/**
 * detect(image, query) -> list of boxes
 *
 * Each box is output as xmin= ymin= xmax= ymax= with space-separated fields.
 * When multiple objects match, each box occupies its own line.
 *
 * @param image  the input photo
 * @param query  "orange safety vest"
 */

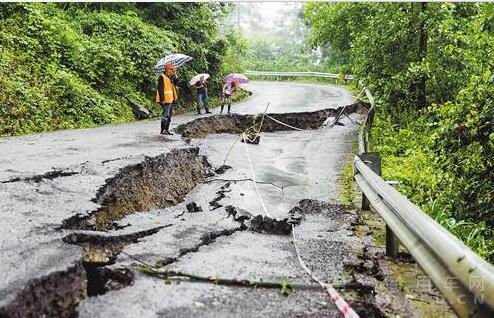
xmin=155 ymin=74 xmax=178 ymax=103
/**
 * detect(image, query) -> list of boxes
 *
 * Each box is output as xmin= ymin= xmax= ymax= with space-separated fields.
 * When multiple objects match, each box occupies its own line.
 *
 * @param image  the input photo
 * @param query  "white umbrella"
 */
xmin=189 ymin=73 xmax=210 ymax=86
xmin=154 ymin=53 xmax=193 ymax=72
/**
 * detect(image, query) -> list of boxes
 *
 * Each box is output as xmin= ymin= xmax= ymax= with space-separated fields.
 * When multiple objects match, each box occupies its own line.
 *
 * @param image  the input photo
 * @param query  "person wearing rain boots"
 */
xmin=220 ymin=80 xmax=237 ymax=114
xmin=156 ymin=64 xmax=179 ymax=135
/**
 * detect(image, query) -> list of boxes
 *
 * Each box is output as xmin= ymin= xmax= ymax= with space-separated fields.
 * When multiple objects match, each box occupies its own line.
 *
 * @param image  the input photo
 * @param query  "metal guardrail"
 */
xmin=244 ymin=72 xmax=494 ymax=318
xmin=356 ymin=80 xmax=374 ymax=154
xmin=354 ymin=82 xmax=494 ymax=318
xmin=243 ymin=71 xmax=494 ymax=316
xmin=244 ymin=71 xmax=354 ymax=80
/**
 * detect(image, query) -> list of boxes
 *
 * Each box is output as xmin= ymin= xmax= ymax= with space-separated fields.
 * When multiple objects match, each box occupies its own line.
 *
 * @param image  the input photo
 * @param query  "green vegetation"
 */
xmin=305 ymin=3 xmax=494 ymax=260
xmin=338 ymin=140 xmax=359 ymax=207
xmin=2 ymin=2 xmax=493 ymax=261
xmin=0 ymin=3 xmax=245 ymax=136
xmin=231 ymin=3 xmax=322 ymax=72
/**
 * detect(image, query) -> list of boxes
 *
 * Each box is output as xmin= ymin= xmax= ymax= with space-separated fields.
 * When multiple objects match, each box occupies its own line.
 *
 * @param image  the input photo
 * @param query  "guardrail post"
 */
xmin=385 ymin=181 xmax=400 ymax=258
xmin=356 ymin=153 xmax=381 ymax=210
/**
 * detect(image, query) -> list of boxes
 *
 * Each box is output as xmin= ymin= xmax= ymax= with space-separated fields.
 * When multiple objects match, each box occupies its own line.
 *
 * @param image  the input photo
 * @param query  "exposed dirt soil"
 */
xmin=176 ymin=103 xmax=365 ymax=139
xmin=0 ymin=263 xmax=86 ymax=318
xmin=63 ymin=148 xmax=211 ymax=231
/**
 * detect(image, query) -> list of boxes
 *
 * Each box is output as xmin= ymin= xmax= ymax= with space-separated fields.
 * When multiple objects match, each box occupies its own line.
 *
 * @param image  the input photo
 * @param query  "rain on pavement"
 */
xmin=0 ymin=82 xmax=408 ymax=317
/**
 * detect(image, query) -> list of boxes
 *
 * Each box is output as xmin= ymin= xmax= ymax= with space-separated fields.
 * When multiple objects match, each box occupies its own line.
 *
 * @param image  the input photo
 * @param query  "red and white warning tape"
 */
xmin=292 ymin=225 xmax=360 ymax=318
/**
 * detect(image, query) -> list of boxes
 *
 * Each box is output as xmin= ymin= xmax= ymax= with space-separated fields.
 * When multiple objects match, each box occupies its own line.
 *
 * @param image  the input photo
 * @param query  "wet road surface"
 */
xmin=0 ymin=82 xmax=381 ymax=317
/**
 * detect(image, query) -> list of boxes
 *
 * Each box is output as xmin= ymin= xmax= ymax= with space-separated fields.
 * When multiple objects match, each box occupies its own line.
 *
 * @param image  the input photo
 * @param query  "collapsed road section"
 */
xmin=176 ymin=103 xmax=364 ymax=139
xmin=1 ymin=82 xmax=421 ymax=318
xmin=63 ymin=147 xmax=211 ymax=231
xmin=0 ymin=104 xmax=373 ymax=318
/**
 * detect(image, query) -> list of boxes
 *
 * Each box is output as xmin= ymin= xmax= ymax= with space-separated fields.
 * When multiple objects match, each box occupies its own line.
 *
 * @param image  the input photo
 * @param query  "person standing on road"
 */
xmin=156 ymin=64 xmax=178 ymax=135
xmin=220 ymin=80 xmax=237 ymax=114
xmin=194 ymin=75 xmax=211 ymax=115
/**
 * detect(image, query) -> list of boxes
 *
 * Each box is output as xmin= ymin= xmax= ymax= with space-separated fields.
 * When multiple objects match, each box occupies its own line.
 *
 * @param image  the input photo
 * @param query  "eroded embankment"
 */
xmin=0 ymin=262 xmax=87 ymax=318
xmin=0 ymin=148 xmax=214 ymax=317
xmin=176 ymin=103 xmax=364 ymax=139
xmin=63 ymin=147 xmax=211 ymax=231
xmin=1 ymin=102 xmax=367 ymax=317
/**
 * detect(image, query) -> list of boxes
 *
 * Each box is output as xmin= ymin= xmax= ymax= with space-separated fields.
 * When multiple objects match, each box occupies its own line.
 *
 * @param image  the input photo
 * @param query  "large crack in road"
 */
xmin=0 ymin=82 xmax=417 ymax=317
xmin=62 ymin=147 xmax=211 ymax=231
xmin=176 ymin=104 xmax=361 ymax=139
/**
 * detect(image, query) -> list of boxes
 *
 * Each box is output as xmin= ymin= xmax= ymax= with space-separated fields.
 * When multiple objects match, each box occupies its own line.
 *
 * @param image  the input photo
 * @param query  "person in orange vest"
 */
xmin=156 ymin=64 xmax=179 ymax=135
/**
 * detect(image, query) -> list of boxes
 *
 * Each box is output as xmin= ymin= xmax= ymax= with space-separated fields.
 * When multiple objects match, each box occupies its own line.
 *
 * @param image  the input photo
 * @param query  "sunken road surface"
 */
xmin=1 ymin=82 xmax=414 ymax=317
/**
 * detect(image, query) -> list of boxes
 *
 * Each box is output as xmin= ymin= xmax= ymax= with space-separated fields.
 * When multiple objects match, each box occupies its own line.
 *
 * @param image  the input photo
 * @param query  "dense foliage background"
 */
xmin=227 ymin=3 xmax=325 ymax=73
xmin=305 ymin=2 xmax=494 ymax=260
xmin=2 ymin=2 xmax=493 ymax=261
xmin=0 ymin=3 xmax=245 ymax=136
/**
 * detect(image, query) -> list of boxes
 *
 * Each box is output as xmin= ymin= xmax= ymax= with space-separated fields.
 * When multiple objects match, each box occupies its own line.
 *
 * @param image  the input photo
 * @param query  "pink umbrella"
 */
xmin=224 ymin=73 xmax=250 ymax=84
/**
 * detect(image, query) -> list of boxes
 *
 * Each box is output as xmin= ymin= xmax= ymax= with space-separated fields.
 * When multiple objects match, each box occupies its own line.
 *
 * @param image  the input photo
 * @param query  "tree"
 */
xmin=304 ymin=2 xmax=494 ymax=259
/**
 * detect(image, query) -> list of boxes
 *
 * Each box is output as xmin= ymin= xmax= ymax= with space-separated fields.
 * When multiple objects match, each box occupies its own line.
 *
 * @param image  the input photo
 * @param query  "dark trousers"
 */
xmin=196 ymin=92 xmax=209 ymax=113
xmin=161 ymin=103 xmax=174 ymax=131
xmin=162 ymin=103 xmax=174 ymax=121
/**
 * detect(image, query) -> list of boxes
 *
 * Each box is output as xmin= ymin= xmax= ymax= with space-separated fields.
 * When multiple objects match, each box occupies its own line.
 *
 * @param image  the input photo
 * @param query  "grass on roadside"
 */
xmin=371 ymin=113 xmax=494 ymax=262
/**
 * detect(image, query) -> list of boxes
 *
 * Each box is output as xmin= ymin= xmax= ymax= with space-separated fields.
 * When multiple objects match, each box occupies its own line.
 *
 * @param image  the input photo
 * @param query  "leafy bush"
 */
xmin=0 ymin=3 xmax=243 ymax=136
xmin=372 ymin=110 xmax=494 ymax=261
xmin=305 ymin=2 xmax=494 ymax=261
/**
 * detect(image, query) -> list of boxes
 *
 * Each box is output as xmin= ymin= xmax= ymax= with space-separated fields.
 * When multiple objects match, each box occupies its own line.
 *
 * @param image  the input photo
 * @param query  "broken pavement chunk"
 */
xmin=248 ymin=215 xmax=292 ymax=235
xmin=225 ymin=205 xmax=252 ymax=223
xmin=214 ymin=165 xmax=232 ymax=175
xmin=186 ymin=202 xmax=203 ymax=213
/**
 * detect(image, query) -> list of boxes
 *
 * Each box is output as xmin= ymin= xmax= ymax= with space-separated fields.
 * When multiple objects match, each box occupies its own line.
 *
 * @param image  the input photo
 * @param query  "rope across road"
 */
xmin=242 ymin=131 xmax=271 ymax=218
xmin=237 ymin=110 xmax=361 ymax=316
xmin=265 ymin=114 xmax=305 ymax=131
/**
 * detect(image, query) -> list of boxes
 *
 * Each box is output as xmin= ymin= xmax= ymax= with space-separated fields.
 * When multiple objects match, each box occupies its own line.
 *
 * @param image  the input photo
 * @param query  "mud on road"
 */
xmin=0 ymin=82 xmax=420 ymax=317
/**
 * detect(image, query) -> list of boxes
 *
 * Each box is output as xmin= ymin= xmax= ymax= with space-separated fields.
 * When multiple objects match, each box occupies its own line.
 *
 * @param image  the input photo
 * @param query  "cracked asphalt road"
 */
xmin=0 ymin=81 xmax=375 ymax=317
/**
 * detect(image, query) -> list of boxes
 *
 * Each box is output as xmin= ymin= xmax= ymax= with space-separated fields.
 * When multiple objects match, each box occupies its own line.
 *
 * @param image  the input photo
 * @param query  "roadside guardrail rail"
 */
xmin=244 ymin=71 xmax=354 ymax=80
xmin=355 ymin=81 xmax=494 ymax=318
xmin=243 ymin=71 xmax=494 ymax=317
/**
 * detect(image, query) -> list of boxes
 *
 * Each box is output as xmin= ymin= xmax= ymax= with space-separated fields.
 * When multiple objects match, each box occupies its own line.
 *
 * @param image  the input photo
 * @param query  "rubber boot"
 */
xmin=160 ymin=119 xmax=167 ymax=134
xmin=220 ymin=104 xmax=224 ymax=114
xmin=227 ymin=104 xmax=231 ymax=114
xmin=165 ymin=119 xmax=173 ymax=135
